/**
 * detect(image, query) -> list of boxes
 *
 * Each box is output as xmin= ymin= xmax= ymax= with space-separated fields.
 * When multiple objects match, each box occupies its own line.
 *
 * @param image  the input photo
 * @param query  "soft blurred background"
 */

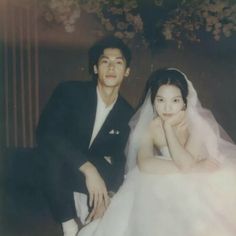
xmin=0 ymin=0 xmax=236 ymax=235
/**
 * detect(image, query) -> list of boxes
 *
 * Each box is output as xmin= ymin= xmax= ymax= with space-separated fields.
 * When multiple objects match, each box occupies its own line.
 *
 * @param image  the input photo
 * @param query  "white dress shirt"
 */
xmin=89 ymin=87 xmax=117 ymax=147
xmin=75 ymin=87 xmax=117 ymax=224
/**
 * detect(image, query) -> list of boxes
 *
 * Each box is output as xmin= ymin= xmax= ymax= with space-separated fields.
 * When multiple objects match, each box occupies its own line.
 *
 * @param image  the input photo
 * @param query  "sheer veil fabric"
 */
xmin=78 ymin=68 xmax=236 ymax=236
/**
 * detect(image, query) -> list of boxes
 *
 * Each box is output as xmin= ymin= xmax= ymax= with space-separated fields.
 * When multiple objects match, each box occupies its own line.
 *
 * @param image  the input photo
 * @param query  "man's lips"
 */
xmin=105 ymin=75 xmax=116 ymax=79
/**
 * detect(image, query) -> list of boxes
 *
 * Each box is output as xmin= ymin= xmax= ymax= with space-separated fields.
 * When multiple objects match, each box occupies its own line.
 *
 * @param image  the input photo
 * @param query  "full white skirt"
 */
xmin=78 ymin=162 xmax=236 ymax=236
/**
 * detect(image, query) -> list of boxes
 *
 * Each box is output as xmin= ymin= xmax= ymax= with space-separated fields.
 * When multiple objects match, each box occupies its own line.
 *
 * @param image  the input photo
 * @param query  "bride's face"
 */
xmin=154 ymin=84 xmax=185 ymax=121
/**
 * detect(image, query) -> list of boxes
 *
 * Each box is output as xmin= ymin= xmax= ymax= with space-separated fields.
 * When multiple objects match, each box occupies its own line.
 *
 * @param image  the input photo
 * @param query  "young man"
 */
xmin=36 ymin=36 xmax=134 ymax=236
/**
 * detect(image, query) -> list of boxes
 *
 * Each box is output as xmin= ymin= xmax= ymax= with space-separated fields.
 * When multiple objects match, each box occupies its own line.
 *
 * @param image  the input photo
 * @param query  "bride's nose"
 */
xmin=164 ymin=102 xmax=172 ymax=112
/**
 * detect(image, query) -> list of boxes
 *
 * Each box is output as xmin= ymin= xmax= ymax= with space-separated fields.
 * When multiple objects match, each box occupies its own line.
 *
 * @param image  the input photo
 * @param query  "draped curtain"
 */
xmin=2 ymin=0 xmax=39 ymax=148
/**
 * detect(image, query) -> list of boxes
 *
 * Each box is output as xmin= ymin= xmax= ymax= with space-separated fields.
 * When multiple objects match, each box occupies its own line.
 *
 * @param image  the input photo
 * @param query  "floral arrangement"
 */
xmin=41 ymin=0 xmax=236 ymax=47
xmin=162 ymin=0 xmax=236 ymax=47
xmin=41 ymin=0 xmax=143 ymax=37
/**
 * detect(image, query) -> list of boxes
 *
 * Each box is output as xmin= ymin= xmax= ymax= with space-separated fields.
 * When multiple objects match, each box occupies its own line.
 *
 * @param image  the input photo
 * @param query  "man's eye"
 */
xmin=116 ymin=60 xmax=123 ymax=65
xmin=101 ymin=59 xmax=109 ymax=64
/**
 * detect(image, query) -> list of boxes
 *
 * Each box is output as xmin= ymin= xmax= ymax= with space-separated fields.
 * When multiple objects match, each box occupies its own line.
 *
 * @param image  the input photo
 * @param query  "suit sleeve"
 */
xmin=36 ymin=83 xmax=88 ymax=170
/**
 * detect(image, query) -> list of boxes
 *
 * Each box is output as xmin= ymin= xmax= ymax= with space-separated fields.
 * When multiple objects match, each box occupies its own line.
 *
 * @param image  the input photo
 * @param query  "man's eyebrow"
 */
xmin=115 ymin=56 xmax=125 ymax=60
xmin=99 ymin=55 xmax=108 ymax=59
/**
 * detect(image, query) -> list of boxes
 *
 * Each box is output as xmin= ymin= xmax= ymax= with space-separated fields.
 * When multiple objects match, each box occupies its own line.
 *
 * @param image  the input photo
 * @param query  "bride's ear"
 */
xmin=182 ymin=104 xmax=187 ymax=111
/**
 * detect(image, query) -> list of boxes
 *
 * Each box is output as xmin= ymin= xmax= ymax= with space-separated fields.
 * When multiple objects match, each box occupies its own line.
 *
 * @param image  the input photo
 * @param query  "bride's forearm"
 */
xmin=164 ymin=123 xmax=195 ymax=170
xmin=137 ymin=156 xmax=180 ymax=174
xmin=190 ymin=159 xmax=220 ymax=172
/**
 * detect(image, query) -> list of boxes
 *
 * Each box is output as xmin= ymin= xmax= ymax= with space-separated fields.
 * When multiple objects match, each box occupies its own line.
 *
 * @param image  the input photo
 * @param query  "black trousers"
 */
xmin=39 ymin=156 xmax=88 ymax=223
xmin=37 ymin=151 xmax=123 ymax=223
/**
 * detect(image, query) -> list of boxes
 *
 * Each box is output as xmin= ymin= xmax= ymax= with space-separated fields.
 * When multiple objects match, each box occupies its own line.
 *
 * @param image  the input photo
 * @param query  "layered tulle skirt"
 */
xmin=78 ymin=161 xmax=236 ymax=236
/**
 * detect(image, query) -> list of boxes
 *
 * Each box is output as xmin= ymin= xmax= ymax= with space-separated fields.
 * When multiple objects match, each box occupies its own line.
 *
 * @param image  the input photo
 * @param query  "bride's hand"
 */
xmin=152 ymin=117 xmax=167 ymax=148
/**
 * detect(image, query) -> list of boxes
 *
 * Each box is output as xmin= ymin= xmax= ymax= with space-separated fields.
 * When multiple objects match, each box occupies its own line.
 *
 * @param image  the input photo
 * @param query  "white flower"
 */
xmin=124 ymin=31 xmax=135 ymax=39
xmin=45 ymin=12 xmax=53 ymax=22
xmin=215 ymin=22 xmax=222 ymax=28
xmin=114 ymin=31 xmax=124 ymax=39
xmin=65 ymin=24 xmax=75 ymax=33
xmin=117 ymin=22 xmax=127 ymax=30
xmin=224 ymin=31 xmax=231 ymax=37
xmin=104 ymin=21 xmax=114 ymax=31
xmin=163 ymin=26 xmax=172 ymax=40
xmin=133 ymin=15 xmax=143 ymax=31
xmin=214 ymin=34 xmax=220 ymax=40
xmin=206 ymin=26 xmax=212 ymax=32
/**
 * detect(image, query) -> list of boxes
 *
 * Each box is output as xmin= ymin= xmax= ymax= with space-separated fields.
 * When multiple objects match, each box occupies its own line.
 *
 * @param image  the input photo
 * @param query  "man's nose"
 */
xmin=108 ymin=61 xmax=115 ymax=70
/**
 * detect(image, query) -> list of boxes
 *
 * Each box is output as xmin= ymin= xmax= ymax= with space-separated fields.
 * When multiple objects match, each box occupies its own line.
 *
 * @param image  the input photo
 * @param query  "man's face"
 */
xmin=94 ymin=48 xmax=130 ymax=89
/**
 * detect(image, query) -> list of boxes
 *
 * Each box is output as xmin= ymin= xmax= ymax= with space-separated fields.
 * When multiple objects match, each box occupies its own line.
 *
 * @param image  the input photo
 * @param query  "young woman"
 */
xmin=78 ymin=68 xmax=236 ymax=236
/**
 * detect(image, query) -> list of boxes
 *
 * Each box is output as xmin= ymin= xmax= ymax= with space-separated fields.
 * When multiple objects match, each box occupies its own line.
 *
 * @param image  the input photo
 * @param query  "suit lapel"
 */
xmin=83 ymin=84 xmax=97 ymax=148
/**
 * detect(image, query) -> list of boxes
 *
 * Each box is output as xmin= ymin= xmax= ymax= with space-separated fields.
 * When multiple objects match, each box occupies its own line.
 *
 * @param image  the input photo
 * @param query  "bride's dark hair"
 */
xmin=142 ymin=68 xmax=189 ymax=106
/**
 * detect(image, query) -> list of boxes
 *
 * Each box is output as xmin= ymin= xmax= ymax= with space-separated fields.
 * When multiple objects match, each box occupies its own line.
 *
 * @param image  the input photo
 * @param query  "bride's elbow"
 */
xmin=176 ymin=160 xmax=196 ymax=172
xmin=137 ymin=156 xmax=149 ymax=172
xmin=137 ymin=156 xmax=144 ymax=170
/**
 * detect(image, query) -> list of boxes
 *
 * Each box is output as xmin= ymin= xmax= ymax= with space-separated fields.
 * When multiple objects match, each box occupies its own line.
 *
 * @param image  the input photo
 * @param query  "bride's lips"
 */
xmin=162 ymin=113 xmax=173 ymax=117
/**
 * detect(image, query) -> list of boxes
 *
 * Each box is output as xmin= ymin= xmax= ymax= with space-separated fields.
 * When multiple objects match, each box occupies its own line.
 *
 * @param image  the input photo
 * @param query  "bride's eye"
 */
xmin=173 ymin=98 xmax=180 ymax=103
xmin=156 ymin=98 xmax=164 ymax=102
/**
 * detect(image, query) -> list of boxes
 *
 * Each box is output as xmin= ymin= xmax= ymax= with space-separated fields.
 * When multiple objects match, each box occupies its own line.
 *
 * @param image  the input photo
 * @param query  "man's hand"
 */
xmin=85 ymin=197 xmax=111 ymax=224
xmin=79 ymin=162 xmax=109 ymax=212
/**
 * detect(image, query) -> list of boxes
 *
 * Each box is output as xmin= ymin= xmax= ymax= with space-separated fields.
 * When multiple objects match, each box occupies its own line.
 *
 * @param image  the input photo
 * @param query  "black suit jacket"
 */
xmin=36 ymin=81 xmax=134 ymax=192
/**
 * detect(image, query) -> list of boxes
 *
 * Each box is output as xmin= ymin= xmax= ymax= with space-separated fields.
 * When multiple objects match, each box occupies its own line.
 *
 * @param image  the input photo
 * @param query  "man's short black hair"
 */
xmin=88 ymin=35 xmax=132 ymax=81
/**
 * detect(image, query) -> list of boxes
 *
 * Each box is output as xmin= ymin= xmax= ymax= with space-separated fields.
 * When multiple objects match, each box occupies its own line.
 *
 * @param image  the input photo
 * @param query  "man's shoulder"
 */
xmin=52 ymin=80 xmax=96 ymax=98
xmin=117 ymin=96 xmax=134 ymax=118
xmin=56 ymin=80 xmax=95 ymax=91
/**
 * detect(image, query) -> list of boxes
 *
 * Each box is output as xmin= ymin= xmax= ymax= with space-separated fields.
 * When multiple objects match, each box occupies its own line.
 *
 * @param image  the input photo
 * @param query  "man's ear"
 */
xmin=93 ymin=65 xmax=98 ymax=74
xmin=124 ymin=68 xmax=130 ymax=77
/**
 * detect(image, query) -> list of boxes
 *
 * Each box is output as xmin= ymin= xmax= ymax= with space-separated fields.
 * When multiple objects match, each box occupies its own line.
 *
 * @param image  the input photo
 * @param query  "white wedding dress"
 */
xmin=78 ymin=69 xmax=236 ymax=236
xmin=78 ymin=146 xmax=236 ymax=236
